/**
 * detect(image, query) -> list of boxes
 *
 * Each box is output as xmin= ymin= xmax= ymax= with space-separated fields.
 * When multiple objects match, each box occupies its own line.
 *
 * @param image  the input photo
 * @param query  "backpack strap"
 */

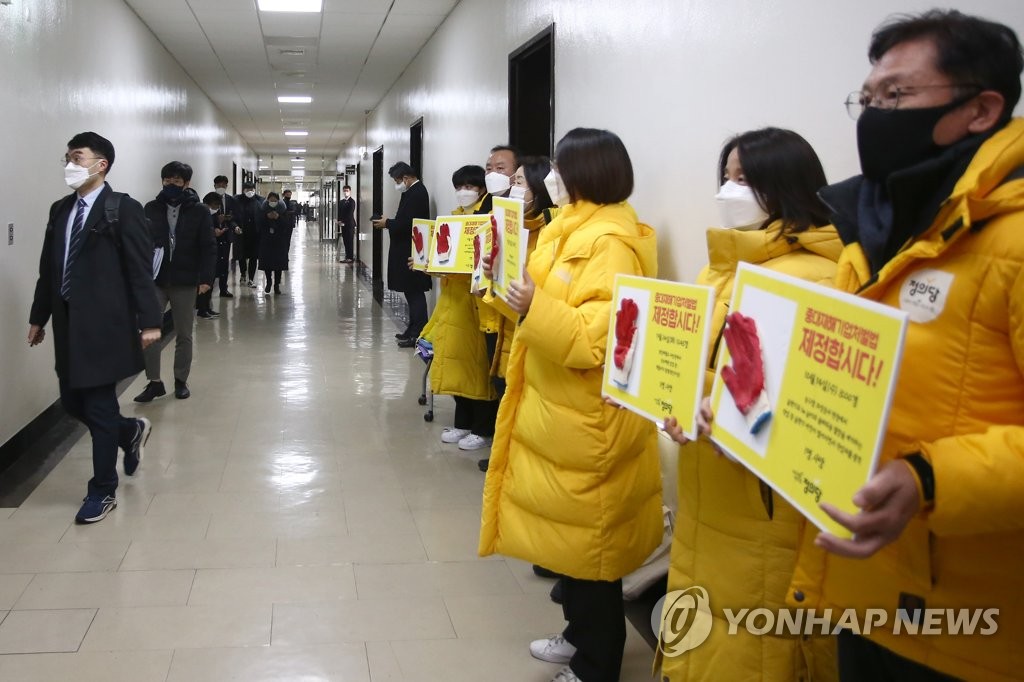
xmin=104 ymin=191 xmax=125 ymax=249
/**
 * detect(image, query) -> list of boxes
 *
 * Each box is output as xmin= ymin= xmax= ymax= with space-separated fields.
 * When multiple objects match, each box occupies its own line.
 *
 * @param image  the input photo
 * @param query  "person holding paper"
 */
xmin=479 ymin=128 xmax=661 ymax=682
xmin=476 ymin=157 xmax=558 ymax=476
xmin=658 ymin=128 xmax=840 ymax=682
xmin=782 ymin=11 xmax=1024 ymax=682
xmin=419 ymin=165 xmax=499 ymax=450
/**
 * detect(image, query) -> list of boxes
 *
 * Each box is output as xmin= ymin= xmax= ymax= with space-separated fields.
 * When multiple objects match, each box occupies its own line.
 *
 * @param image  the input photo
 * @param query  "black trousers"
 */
xmin=341 ymin=223 xmax=354 ymax=260
xmin=562 ymin=577 xmax=626 ymax=682
xmin=59 ymin=379 xmax=137 ymax=499
xmin=838 ymin=631 xmax=959 ymax=682
xmin=405 ymin=290 xmax=428 ymax=338
xmin=263 ymin=269 xmax=282 ymax=289
xmin=453 ymin=396 xmax=497 ymax=437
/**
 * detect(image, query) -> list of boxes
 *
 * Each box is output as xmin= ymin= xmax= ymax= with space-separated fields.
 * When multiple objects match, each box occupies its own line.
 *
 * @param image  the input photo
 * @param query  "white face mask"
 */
xmin=508 ymin=186 xmax=527 ymax=201
xmin=215 ymin=187 xmax=227 ymax=196
xmin=394 ymin=181 xmax=408 ymax=193
xmin=455 ymin=188 xmax=480 ymax=208
xmin=64 ymin=160 xmax=100 ymax=190
xmin=343 ymin=191 xmax=351 ymax=198
xmin=244 ymin=190 xmax=255 ymax=198
xmin=269 ymin=201 xmax=279 ymax=209
xmin=208 ymin=207 xmax=218 ymax=215
xmin=484 ymin=172 xmax=511 ymax=195
xmin=543 ymin=170 xmax=570 ymax=207
xmin=715 ymin=180 xmax=768 ymax=229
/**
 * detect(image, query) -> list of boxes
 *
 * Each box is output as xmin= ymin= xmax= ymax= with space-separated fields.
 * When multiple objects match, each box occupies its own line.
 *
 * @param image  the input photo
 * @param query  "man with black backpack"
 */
xmin=28 ymin=131 xmax=162 ymax=524
xmin=134 ymin=161 xmax=216 ymax=402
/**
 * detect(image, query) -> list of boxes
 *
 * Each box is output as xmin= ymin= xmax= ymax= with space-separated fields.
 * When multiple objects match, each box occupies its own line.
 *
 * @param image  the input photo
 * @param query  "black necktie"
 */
xmin=61 ymin=197 xmax=88 ymax=300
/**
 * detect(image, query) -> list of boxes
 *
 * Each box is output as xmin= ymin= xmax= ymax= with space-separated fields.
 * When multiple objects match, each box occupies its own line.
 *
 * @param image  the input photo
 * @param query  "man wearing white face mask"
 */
xmin=484 ymin=145 xmax=519 ymax=197
xmin=372 ymin=162 xmax=431 ymax=344
xmin=29 ymin=131 xmax=163 ymax=524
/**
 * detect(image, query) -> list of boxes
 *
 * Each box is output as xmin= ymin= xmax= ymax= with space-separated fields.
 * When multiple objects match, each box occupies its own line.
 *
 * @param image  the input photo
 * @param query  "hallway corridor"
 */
xmin=0 ymin=223 xmax=653 ymax=681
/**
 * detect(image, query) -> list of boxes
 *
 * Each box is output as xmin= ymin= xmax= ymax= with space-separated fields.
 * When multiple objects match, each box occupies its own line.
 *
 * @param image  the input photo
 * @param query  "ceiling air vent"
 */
xmin=279 ymin=48 xmax=305 ymax=56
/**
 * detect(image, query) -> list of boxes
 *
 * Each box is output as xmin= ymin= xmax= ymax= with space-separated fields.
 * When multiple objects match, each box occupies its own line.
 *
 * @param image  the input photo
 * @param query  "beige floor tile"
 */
xmin=354 ymin=561 xmax=523 ymax=600
xmin=0 ymin=574 xmax=33 ymax=609
xmin=443 ymin=593 xmax=565 ymax=639
xmin=59 ymin=513 xmax=211 ymax=544
xmin=277 ymin=532 xmax=427 ymax=566
xmin=80 ymin=604 xmax=271 ymax=650
xmin=0 ymin=508 xmax=16 ymax=518
xmin=272 ymin=597 xmax=455 ymax=645
xmin=166 ymin=643 xmax=370 ymax=682
xmin=390 ymin=637 xmax=557 ymax=682
xmin=120 ymin=538 xmax=276 ymax=570
xmin=279 ymin=488 xmax=347 ymax=512
xmin=0 ymin=650 xmax=173 ymax=682
xmin=0 ymin=608 xmax=96 ymax=653
xmin=0 ymin=542 xmax=129 ymax=574
xmin=188 ymin=565 xmax=356 ymax=605
xmin=506 ymin=557 xmax=563 ymax=595
xmin=145 ymin=491 xmax=276 ymax=516
xmin=366 ymin=640 xmax=404 ymax=682
xmin=14 ymin=570 xmax=195 ymax=609
xmin=205 ymin=509 xmax=348 ymax=540
xmin=0 ymin=514 xmax=73 ymax=544
xmin=413 ymin=505 xmax=490 ymax=562
xmin=345 ymin=500 xmax=419 ymax=536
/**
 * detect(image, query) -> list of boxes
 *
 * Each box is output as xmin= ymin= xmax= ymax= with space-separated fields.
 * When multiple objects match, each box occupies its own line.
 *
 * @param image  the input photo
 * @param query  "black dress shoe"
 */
xmin=197 ymin=310 xmax=219 ymax=319
xmin=134 ymin=381 xmax=166 ymax=403
xmin=396 ymin=338 xmax=416 ymax=348
xmin=174 ymin=380 xmax=191 ymax=399
xmin=274 ymin=286 xmax=282 ymax=295
xmin=395 ymin=332 xmax=411 ymax=340
xmin=478 ymin=458 xmax=489 ymax=472
xmin=220 ymin=291 xmax=234 ymax=298
xmin=533 ymin=565 xmax=560 ymax=579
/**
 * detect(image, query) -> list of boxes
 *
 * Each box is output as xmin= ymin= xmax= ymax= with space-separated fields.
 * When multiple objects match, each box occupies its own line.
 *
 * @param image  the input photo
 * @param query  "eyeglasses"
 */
xmin=62 ymin=155 xmax=102 ymax=166
xmin=844 ymin=83 xmax=980 ymax=120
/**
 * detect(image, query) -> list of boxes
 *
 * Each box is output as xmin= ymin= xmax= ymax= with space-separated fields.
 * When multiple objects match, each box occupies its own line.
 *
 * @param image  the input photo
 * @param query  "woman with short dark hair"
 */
xmin=480 ymin=128 xmax=662 ymax=682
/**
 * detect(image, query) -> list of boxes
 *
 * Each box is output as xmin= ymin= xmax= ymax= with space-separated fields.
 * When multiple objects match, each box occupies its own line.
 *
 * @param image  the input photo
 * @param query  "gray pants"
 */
xmin=144 ymin=284 xmax=196 ymax=384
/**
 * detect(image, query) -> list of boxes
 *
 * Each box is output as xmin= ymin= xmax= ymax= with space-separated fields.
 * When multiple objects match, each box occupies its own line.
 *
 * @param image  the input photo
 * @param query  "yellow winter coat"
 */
xmin=789 ymin=119 xmax=1024 ymax=682
xmin=479 ymin=200 xmax=663 ymax=580
xmin=417 ymin=198 xmax=495 ymax=401
xmin=660 ymin=222 xmax=842 ymax=682
xmin=487 ymin=209 xmax=556 ymax=378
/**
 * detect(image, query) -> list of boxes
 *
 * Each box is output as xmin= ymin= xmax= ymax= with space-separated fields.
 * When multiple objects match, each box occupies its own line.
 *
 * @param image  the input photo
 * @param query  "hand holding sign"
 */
xmin=722 ymin=312 xmax=772 ymax=434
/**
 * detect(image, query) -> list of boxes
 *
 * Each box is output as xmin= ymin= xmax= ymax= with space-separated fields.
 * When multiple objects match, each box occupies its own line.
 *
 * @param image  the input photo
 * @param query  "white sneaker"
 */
xmin=441 ymin=427 xmax=471 ymax=444
xmin=530 ymin=634 xmax=576 ymax=664
xmin=458 ymin=433 xmax=492 ymax=451
xmin=551 ymin=667 xmax=581 ymax=682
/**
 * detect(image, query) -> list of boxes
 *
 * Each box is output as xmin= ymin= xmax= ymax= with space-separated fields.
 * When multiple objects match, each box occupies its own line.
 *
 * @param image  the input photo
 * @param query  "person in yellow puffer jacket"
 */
xmin=479 ymin=128 xmax=662 ymax=682
xmin=419 ymin=165 xmax=497 ymax=447
xmin=784 ymin=12 xmax=1024 ymax=682
xmin=476 ymin=155 xmax=557 ymax=473
xmin=657 ymin=128 xmax=841 ymax=682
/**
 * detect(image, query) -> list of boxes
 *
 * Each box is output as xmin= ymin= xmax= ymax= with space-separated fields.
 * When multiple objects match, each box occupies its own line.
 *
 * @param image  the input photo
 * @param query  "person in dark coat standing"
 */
xmin=28 ymin=131 xmax=162 ymax=524
xmin=371 ymin=162 xmax=431 ymax=346
xmin=337 ymin=184 xmax=356 ymax=263
xmin=234 ymin=181 xmax=263 ymax=288
xmin=195 ymin=191 xmax=230 ymax=319
xmin=258 ymin=191 xmax=291 ymax=295
xmin=135 ymin=162 xmax=216 ymax=402
xmin=212 ymin=174 xmax=238 ymax=298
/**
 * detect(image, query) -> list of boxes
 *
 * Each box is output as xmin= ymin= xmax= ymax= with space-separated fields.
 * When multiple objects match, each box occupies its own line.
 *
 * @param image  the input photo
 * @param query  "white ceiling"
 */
xmin=123 ymin=0 xmax=459 ymax=175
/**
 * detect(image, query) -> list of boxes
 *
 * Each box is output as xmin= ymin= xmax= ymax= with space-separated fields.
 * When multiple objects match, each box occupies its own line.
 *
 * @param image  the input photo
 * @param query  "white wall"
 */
xmin=339 ymin=0 xmax=1024 ymax=284
xmin=0 ymin=0 xmax=256 ymax=447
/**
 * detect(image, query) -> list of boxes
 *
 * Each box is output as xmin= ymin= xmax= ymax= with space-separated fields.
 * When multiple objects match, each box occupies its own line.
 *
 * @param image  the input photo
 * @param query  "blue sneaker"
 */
xmin=124 ymin=417 xmax=151 ymax=476
xmin=75 ymin=495 xmax=116 ymax=524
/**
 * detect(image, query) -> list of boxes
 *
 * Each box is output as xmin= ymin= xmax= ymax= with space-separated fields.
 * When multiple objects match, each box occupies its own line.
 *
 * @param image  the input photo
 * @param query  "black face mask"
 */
xmin=856 ymin=94 xmax=975 ymax=183
xmin=159 ymin=184 xmax=185 ymax=205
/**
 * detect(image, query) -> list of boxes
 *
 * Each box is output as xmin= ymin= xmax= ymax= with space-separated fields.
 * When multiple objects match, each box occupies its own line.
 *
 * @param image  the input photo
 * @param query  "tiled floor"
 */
xmin=0 ymin=223 xmax=655 ymax=681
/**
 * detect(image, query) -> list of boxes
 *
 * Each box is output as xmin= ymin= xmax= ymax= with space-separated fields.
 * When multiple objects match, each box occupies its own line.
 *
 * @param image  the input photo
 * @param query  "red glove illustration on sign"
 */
xmin=412 ymin=227 xmax=424 ymax=259
xmin=488 ymin=215 xmax=501 ymax=283
xmin=471 ymin=233 xmax=486 ymax=293
xmin=610 ymin=298 xmax=640 ymax=389
xmin=436 ymin=222 xmax=452 ymax=264
xmin=473 ymin=233 xmax=481 ymax=268
xmin=721 ymin=311 xmax=772 ymax=434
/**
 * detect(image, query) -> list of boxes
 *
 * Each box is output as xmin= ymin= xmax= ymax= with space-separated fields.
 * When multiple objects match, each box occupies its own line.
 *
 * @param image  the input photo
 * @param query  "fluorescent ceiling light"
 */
xmin=258 ymin=165 xmax=269 ymax=170
xmin=292 ymin=166 xmax=305 ymax=170
xmin=258 ymin=0 xmax=322 ymax=12
xmin=278 ymin=96 xmax=312 ymax=104
xmin=291 ymin=171 xmax=304 ymax=177
xmin=285 ymin=131 xmax=308 ymax=136
xmin=288 ymin=148 xmax=306 ymax=153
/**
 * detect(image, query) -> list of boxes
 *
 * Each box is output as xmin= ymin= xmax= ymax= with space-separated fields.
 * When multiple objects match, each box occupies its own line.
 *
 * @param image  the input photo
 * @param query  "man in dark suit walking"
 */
xmin=28 ymin=131 xmax=162 ymax=524
xmin=372 ymin=162 xmax=431 ymax=347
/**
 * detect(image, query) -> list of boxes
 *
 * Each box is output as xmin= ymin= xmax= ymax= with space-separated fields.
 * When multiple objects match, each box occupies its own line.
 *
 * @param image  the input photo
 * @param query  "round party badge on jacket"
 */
xmin=899 ymin=269 xmax=954 ymax=323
